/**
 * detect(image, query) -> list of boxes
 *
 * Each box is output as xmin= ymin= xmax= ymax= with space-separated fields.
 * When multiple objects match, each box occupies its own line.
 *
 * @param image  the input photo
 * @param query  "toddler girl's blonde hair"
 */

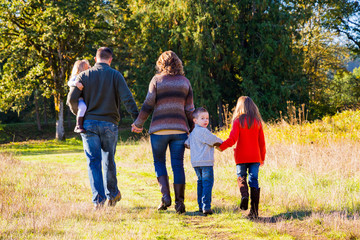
xmin=232 ymin=96 xmax=263 ymax=128
xmin=70 ymin=60 xmax=90 ymax=78
xmin=156 ymin=50 xmax=184 ymax=76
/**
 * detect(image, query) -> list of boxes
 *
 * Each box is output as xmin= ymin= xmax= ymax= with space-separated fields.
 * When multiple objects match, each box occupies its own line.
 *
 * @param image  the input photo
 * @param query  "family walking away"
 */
xmin=67 ymin=47 xmax=139 ymax=209
xmin=66 ymin=47 xmax=266 ymax=218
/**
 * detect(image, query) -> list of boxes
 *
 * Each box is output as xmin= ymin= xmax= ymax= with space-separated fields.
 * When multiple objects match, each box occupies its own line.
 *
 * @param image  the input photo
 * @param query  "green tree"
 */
xmin=327 ymin=68 xmax=360 ymax=110
xmin=111 ymin=0 xmax=311 ymax=123
xmin=296 ymin=3 xmax=351 ymax=118
xmin=323 ymin=0 xmax=360 ymax=54
xmin=0 ymin=0 xmax=107 ymax=140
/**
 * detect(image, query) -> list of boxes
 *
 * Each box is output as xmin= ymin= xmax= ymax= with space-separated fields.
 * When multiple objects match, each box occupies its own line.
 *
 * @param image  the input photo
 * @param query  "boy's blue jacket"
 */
xmin=185 ymin=124 xmax=223 ymax=167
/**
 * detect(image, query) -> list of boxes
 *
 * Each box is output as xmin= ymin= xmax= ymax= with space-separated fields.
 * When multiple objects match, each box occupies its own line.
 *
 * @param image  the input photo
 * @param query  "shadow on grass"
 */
xmin=0 ymin=147 xmax=85 ymax=157
xmin=253 ymin=210 xmax=360 ymax=223
xmin=185 ymin=211 xmax=205 ymax=217
xmin=249 ymin=211 xmax=313 ymax=223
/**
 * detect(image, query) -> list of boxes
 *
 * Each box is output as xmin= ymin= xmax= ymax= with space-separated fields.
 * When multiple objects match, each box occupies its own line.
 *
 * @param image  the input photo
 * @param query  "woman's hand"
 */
xmin=131 ymin=123 xmax=143 ymax=133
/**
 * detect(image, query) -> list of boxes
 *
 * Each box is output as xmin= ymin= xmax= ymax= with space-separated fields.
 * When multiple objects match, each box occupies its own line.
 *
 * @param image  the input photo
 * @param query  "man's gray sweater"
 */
xmin=67 ymin=63 xmax=139 ymax=125
xmin=185 ymin=124 xmax=223 ymax=167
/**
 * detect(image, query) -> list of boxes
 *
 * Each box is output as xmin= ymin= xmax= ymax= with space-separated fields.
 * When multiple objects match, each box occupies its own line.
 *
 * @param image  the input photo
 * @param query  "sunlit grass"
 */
xmin=1 ymin=110 xmax=360 ymax=239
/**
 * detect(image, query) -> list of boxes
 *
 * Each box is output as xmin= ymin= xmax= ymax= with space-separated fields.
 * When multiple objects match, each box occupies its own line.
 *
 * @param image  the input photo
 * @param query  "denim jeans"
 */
xmin=150 ymin=133 xmax=187 ymax=184
xmin=81 ymin=119 xmax=120 ymax=204
xmin=236 ymin=163 xmax=260 ymax=189
xmin=194 ymin=166 xmax=214 ymax=211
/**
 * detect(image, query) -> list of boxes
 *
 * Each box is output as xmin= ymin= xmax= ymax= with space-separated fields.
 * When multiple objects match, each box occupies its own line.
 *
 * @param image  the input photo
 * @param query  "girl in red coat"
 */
xmin=219 ymin=96 xmax=266 ymax=218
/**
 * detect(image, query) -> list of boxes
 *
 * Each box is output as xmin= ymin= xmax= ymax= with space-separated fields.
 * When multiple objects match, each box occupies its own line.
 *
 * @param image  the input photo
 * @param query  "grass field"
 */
xmin=0 ymin=110 xmax=359 ymax=239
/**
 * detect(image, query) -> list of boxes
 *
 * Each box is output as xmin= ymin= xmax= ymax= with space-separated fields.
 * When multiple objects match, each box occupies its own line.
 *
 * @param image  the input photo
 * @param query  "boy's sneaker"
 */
xmin=203 ymin=209 xmax=213 ymax=216
xmin=108 ymin=191 xmax=122 ymax=207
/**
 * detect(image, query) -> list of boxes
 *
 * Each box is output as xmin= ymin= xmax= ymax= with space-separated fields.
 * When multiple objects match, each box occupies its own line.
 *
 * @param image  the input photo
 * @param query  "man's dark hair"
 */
xmin=96 ymin=47 xmax=113 ymax=60
xmin=193 ymin=107 xmax=208 ymax=119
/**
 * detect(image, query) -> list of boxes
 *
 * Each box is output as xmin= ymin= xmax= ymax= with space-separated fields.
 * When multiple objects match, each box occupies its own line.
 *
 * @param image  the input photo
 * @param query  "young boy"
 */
xmin=185 ymin=107 xmax=223 ymax=215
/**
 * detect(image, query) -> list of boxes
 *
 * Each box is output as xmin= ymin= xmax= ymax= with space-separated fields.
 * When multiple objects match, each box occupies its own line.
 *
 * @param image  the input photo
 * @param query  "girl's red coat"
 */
xmin=219 ymin=118 xmax=266 ymax=165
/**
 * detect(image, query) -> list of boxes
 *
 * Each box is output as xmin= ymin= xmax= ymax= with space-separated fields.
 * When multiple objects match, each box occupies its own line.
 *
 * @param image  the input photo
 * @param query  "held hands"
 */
xmin=131 ymin=123 xmax=143 ymax=133
xmin=213 ymin=142 xmax=223 ymax=152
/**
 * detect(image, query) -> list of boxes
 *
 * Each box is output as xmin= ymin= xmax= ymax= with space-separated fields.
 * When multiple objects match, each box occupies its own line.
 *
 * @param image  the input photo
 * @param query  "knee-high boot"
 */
xmin=237 ymin=176 xmax=249 ymax=210
xmin=248 ymin=187 xmax=260 ymax=219
xmin=157 ymin=176 xmax=171 ymax=210
xmin=173 ymin=183 xmax=185 ymax=214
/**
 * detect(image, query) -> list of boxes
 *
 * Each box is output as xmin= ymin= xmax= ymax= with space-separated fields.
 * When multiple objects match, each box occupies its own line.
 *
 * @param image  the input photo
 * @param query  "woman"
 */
xmin=132 ymin=51 xmax=194 ymax=214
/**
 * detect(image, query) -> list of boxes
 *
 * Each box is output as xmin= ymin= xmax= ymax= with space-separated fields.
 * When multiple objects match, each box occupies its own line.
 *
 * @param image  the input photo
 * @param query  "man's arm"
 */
xmin=117 ymin=72 xmax=139 ymax=120
xmin=66 ymin=86 xmax=82 ymax=115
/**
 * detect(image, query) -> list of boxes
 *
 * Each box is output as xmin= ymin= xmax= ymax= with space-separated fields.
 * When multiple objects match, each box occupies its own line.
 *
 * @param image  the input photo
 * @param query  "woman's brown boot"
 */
xmin=237 ymin=176 xmax=249 ymax=210
xmin=248 ymin=187 xmax=260 ymax=219
xmin=174 ymin=183 xmax=185 ymax=214
xmin=157 ymin=176 xmax=171 ymax=210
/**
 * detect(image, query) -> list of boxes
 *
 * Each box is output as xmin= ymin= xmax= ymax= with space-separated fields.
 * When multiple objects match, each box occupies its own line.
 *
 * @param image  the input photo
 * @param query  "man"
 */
xmin=67 ymin=47 xmax=140 ymax=209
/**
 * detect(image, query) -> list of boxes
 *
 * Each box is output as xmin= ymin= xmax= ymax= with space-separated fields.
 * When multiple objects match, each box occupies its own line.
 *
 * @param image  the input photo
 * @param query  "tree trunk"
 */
xmin=34 ymin=90 xmax=42 ymax=131
xmin=67 ymin=106 xmax=72 ymax=129
xmin=55 ymin=93 xmax=65 ymax=140
xmin=43 ymin=97 xmax=48 ymax=126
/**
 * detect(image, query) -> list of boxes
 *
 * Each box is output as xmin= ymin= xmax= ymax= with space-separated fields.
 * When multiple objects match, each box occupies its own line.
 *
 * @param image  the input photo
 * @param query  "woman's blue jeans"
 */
xmin=150 ymin=133 xmax=187 ymax=184
xmin=194 ymin=166 xmax=214 ymax=211
xmin=81 ymin=119 xmax=120 ymax=204
xmin=236 ymin=163 xmax=260 ymax=189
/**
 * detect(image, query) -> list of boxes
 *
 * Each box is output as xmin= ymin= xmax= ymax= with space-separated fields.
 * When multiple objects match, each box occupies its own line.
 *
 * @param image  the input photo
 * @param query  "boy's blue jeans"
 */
xmin=150 ymin=133 xmax=187 ymax=184
xmin=236 ymin=163 xmax=260 ymax=189
xmin=81 ymin=119 xmax=120 ymax=204
xmin=194 ymin=166 xmax=214 ymax=211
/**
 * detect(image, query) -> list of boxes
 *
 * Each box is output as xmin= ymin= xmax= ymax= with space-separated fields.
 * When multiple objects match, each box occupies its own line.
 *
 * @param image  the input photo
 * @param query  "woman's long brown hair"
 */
xmin=232 ymin=96 xmax=263 ymax=128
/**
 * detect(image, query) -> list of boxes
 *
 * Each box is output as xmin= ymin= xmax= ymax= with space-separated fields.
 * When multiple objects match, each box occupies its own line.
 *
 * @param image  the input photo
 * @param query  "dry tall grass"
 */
xmin=1 ymin=111 xmax=360 ymax=239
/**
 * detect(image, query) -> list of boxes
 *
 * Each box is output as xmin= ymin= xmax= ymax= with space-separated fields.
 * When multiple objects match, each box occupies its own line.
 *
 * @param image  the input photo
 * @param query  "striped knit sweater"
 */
xmin=133 ymin=74 xmax=195 ymax=134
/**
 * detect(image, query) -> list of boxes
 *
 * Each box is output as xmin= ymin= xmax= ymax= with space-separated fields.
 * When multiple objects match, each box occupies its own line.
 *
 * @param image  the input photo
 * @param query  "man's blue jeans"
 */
xmin=150 ymin=133 xmax=187 ymax=184
xmin=236 ymin=163 xmax=260 ymax=189
xmin=194 ymin=166 xmax=214 ymax=211
xmin=81 ymin=119 xmax=120 ymax=204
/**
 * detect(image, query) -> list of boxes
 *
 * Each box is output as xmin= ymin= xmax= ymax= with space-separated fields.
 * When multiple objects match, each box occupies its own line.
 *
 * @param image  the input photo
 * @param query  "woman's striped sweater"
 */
xmin=133 ymin=74 xmax=195 ymax=134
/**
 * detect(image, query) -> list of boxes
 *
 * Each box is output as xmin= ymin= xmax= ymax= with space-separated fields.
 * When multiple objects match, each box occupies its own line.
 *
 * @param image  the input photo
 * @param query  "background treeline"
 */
xmin=0 ymin=0 xmax=359 ymax=140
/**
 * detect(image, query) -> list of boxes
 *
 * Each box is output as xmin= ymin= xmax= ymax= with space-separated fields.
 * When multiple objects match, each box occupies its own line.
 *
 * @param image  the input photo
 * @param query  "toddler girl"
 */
xmin=68 ymin=60 xmax=90 ymax=133
xmin=219 ymin=96 xmax=266 ymax=219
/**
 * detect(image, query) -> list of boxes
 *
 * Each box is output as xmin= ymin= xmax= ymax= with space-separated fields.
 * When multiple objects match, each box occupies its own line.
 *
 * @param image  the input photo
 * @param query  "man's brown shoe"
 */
xmin=108 ymin=191 xmax=122 ymax=207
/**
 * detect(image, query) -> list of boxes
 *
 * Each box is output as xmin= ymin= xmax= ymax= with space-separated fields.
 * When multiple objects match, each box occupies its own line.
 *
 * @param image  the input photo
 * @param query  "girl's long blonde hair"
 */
xmin=232 ymin=96 xmax=263 ymax=128
xmin=155 ymin=50 xmax=184 ymax=76
xmin=70 ymin=60 xmax=90 ymax=78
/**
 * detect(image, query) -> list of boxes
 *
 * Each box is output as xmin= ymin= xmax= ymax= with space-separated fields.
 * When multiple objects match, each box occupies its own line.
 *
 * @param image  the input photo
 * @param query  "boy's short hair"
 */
xmin=193 ymin=107 xmax=208 ymax=119
xmin=96 ymin=47 xmax=113 ymax=60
